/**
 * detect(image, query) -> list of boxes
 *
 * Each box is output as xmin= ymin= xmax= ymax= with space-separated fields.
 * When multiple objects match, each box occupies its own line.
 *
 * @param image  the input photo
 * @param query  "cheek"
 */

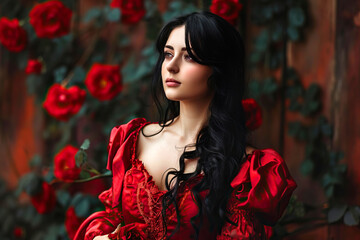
xmin=186 ymin=66 xmax=212 ymax=85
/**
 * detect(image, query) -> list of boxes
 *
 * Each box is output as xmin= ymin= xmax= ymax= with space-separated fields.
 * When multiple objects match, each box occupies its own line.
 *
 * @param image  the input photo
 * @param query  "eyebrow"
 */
xmin=164 ymin=45 xmax=190 ymax=51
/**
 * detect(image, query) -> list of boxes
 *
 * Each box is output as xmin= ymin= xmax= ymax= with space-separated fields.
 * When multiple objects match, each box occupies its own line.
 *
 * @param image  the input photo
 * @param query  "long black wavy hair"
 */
xmin=143 ymin=11 xmax=248 ymax=238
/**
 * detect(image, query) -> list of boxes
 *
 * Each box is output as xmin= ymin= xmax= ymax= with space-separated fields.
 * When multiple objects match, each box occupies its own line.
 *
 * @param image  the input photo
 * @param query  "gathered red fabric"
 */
xmin=74 ymin=118 xmax=296 ymax=240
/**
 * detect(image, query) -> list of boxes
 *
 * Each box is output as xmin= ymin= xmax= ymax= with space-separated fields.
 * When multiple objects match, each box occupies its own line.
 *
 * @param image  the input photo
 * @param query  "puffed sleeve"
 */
xmin=218 ymin=149 xmax=297 ymax=239
xmin=74 ymin=118 xmax=147 ymax=240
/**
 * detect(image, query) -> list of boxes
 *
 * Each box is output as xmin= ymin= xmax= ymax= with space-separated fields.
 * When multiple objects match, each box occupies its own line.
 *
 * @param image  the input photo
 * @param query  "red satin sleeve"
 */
xmin=74 ymin=188 xmax=123 ymax=240
xmin=218 ymin=149 xmax=297 ymax=239
xmin=74 ymin=118 xmax=147 ymax=240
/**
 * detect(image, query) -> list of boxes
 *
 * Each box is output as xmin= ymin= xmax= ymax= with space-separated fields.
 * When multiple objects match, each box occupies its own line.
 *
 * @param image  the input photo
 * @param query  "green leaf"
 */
xmin=336 ymin=164 xmax=347 ymax=173
xmin=56 ymin=190 xmax=71 ymax=207
xmin=338 ymin=151 xmax=345 ymax=160
xmin=307 ymin=100 xmax=320 ymax=114
xmin=300 ymin=159 xmax=314 ymax=175
xmin=19 ymin=205 xmax=37 ymax=223
xmin=30 ymin=212 xmax=43 ymax=227
xmin=83 ymin=8 xmax=102 ymax=23
xmin=321 ymin=124 xmax=333 ymax=137
xmin=71 ymin=66 xmax=87 ymax=85
xmin=54 ymin=66 xmax=67 ymax=83
xmin=250 ymin=52 xmax=262 ymax=64
xmin=288 ymin=121 xmax=301 ymax=137
xmin=323 ymin=172 xmax=343 ymax=187
xmin=51 ymin=35 xmax=72 ymax=59
xmin=118 ymin=36 xmax=130 ymax=47
xmin=271 ymin=24 xmax=283 ymax=42
xmin=344 ymin=209 xmax=359 ymax=226
xmin=24 ymin=175 xmax=43 ymax=196
xmin=102 ymin=170 xmax=112 ymax=177
xmin=91 ymin=53 xmax=105 ymax=63
xmin=106 ymin=7 xmax=121 ymax=22
xmin=43 ymin=224 xmax=61 ymax=240
xmin=29 ymin=155 xmax=42 ymax=168
xmin=74 ymin=197 xmax=91 ymax=217
xmin=17 ymin=173 xmax=42 ymax=196
xmin=254 ymin=30 xmax=270 ymax=52
xmin=75 ymin=149 xmax=87 ymax=167
xmin=17 ymin=50 xmax=29 ymax=70
xmin=287 ymin=26 xmax=300 ymax=41
xmin=71 ymin=193 xmax=84 ymax=206
xmin=289 ymin=99 xmax=301 ymax=111
xmin=286 ymin=67 xmax=299 ymax=80
xmin=309 ymin=125 xmax=320 ymax=140
xmin=248 ymin=80 xmax=261 ymax=99
xmin=286 ymin=84 xmax=303 ymax=99
xmin=262 ymin=5 xmax=273 ymax=21
xmin=263 ymin=77 xmax=278 ymax=94
xmin=32 ymin=232 xmax=46 ymax=240
xmin=26 ymin=75 xmax=42 ymax=95
xmin=306 ymin=83 xmax=320 ymax=98
xmin=162 ymin=1 xmax=199 ymax=22
xmin=269 ymin=51 xmax=280 ymax=69
xmin=79 ymin=170 xmax=91 ymax=179
xmin=322 ymin=173 xmax=333 ymax=187
xmin=44 ymin=167 xmax=55 ymax=183
xmin=80 ymin=139 xmax=90 ymax=150
xmin=325 ymin=185 xmax=334 ymax=198
xmin=145 ymin=0 xmax=158 ymax=18
xmin=328 ymin=205 xmax=347 ymax=223
xmin=288 ymin=7 xmax=305 ymax=27
xmin=3 ymin=214 xmax=15 ymax=233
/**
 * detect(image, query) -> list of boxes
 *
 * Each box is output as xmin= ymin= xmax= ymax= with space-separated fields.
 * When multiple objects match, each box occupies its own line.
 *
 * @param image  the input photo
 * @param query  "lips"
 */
xmin=165 ymin=78 xmax=181 ymax=84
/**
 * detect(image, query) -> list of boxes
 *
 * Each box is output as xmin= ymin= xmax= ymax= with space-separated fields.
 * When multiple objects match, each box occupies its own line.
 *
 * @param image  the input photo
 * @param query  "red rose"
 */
xmin=242 ymin=98 xmax=262 ymax=130
xmin=65 ymin=207 xmax=85 ymax=240
xmin=43 ymin=83 xmax=86 ymax=121
xmin=25 ymin=59 xmax=42 ymax=74
xmin=0 ymin=17 xmax=27 ymax=52
xmin=110 ymin=0 xmax=146 ymax=24
xmin=210 ymin=0 xmax=243 ymax=25
xmin=29 ymin=0 xmax=72 ymax=39
xmin=85 ymin=63 xmax=123 ymax=101
xmin=30 ymin=182 xmax=57 ymax=214
xmin=54 ymin=145 xmax=81 ymax=182
xmin=13 ymin=226 xmax=25 ymax=238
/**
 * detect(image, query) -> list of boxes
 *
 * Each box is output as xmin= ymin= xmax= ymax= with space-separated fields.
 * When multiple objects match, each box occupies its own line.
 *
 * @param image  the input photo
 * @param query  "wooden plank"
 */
xmin=329 ymin=0 xmax=360 ymax=238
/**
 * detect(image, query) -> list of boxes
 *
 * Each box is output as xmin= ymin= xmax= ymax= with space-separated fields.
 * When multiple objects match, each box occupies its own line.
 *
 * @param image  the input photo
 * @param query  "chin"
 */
xmin=164 ymin=94 xmax=182 ymax=102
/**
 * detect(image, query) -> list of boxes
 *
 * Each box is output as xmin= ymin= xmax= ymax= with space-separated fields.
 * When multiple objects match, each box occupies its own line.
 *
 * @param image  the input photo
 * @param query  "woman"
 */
xmin=74 ymin=11 xmax=296 ymax=240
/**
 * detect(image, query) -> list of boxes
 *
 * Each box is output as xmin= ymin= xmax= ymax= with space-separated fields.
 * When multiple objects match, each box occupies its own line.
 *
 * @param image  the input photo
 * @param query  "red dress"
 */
xmin=74 ymin=118 xmax=296 ymax=240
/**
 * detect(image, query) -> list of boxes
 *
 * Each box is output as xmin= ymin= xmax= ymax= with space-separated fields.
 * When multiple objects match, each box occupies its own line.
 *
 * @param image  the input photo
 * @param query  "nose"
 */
xmin=165 ymin=57 xmax=179 ymax=73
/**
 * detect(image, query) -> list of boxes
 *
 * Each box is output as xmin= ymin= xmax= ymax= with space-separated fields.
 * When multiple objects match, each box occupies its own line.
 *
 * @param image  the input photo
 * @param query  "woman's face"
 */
xmin=161 ymin=25 xmax=213 ymax=103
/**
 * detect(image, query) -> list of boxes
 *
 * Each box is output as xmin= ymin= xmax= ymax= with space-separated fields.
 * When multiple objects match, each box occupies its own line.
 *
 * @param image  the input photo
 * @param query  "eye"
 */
xmin=184 ymin=54 xmax=193 ymax=62
xmin=164 ymin=51 xmax=173 ymax=59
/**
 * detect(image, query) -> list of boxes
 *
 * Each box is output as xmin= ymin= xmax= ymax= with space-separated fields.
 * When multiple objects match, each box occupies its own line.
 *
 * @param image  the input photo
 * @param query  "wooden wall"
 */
xmin=252 ymin=0 xmax=360 ymax=239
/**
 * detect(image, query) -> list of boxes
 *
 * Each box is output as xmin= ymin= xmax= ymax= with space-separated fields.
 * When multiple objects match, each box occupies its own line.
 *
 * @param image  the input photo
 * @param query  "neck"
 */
xmin=172 ymin=97 xmax=212 ymax=142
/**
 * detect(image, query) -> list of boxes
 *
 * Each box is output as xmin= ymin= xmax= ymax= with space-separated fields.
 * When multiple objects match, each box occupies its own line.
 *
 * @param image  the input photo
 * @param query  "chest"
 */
xmin=135 ymin=130 xmax=198 ymax=191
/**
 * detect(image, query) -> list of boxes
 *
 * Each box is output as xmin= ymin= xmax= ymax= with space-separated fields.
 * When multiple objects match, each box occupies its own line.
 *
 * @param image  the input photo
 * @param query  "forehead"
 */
xmin=165 ymin=25 xmax=186 ymax=48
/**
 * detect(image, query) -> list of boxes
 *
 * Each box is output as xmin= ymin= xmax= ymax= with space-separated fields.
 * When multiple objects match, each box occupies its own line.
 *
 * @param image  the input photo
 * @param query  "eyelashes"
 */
xmin=164 ymin=51 xmax=173 ymax=59
xmin=163 ymin=51 xmax=193 ymax=62
xmin=184 ymin=54 xmax=193 ymax=61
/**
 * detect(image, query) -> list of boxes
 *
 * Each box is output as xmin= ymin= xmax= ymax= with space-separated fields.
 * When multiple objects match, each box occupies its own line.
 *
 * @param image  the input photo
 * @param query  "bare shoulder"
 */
xmin=136 ymin=122 xmax=164 ymax=159
xmin=141 ymin=122 xmax=163 ymax=136
xmin=245 ymin=146 xmax=257 ymax=155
